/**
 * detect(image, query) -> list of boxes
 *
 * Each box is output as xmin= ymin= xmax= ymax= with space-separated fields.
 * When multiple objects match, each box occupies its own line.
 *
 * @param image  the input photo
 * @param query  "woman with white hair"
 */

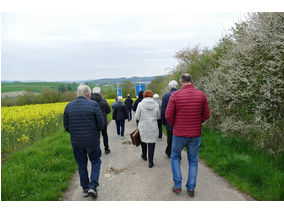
xmin=112 ymin=96 xmax=128 ymax=139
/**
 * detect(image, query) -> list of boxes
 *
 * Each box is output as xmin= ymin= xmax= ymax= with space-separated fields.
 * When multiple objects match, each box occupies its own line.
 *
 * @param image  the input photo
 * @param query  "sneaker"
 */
xmin=88 ymin=188 xmax=98 ymax=198
xmin=83 ymin=189 xmax=89 ymax=197
xmin=187 ymin=189 xmax=194 ymax=198
xmin=172 ymin=186 xmax=182 ymax=193
xmin=105 ymin=149 xmax=110 ymax=154
xmin=141 ymin=155 xmax=147 ymax=161
xmin=120 ymin=136 xmax=125 ymax=140
xmin=149 ymin=163 xmax=154 ymax=168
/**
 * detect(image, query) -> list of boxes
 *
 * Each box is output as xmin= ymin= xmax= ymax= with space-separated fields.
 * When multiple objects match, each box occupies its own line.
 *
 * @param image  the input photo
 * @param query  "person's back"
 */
xmin=64 ymin=96 xmax=104 ymax=147
xmin=167 ymin=85 xmax=209 ymax=137
xmin=125 ymin=96 xmax=133 ymax=110
xmin=90 ymin=87 xmax=111 ymax=154
xmin=90 ymin=92 xmax=111 ymax=127
xmin=133 ymin=90 xmax=144 ymax=112
xmin=113 ymin=101 xmax=127 ymax=120
xmin=63 ymin=84 xmax=104 ymax=198
xmin=165 ymin=74 xmax=210 ymax=198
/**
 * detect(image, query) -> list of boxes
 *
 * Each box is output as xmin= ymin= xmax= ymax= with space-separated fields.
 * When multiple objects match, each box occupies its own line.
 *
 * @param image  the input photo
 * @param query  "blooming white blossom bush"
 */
xmin=197 ymin=13 xmax=284 ymax=153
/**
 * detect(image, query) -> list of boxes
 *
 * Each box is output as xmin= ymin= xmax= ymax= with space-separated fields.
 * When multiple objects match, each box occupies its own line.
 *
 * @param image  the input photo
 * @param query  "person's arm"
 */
xmin=135 ymin=103 xmax=141 ymax=121
xmin=112 ymin=106 xmax=117 ymax=120
xmin=94 ymin=103 xmax=105 ymax=131
xmin=161 ymin=95 xmax=167 ymax=125
xmin=202 ymin=94 xmax=210 ymax=123
xmin=104 ymin=100 xmax=111 ymax=114
xmin=124 ymin=105 xmax=128 ymax=120
xmin=165 ymin=95 xmax=176 ymax=127
xmin=63 ymin=106 xmax=69 ymax=132
xmin=133 ymin=100 xmax=137 ymax=111
xmin=157 ymin=105 xmax=161 ymax=120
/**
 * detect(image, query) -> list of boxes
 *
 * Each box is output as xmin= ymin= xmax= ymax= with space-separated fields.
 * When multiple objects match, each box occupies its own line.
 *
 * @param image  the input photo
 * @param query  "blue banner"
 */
xmin=135 ymin=83 xmax=146 ymax=97
xmin=116 ymin=87 xmax=122 ymax=97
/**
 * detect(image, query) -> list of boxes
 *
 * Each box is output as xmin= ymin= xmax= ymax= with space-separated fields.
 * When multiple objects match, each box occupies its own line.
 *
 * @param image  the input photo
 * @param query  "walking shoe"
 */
xmin=88 ymin=188 xmax=98 ymax=198
xmin=149 ymin=163 xmax=154 ymax=168
xmin=187 ymin=189 xmax=195 ymax=198
xmin=105 ymin=149 xmax=110 ymax=154
xmin=83 ymin=189 xmax=89 ymax=197
xmin=120 ymin=136 xmax=125 ymax=140
xmin=172 ymin=186 xmax=182 ymax=193
xmin=141 ymin=155 xmax=147 ymax=161
xmin=165 ymin=151 xmax=170 ymax=158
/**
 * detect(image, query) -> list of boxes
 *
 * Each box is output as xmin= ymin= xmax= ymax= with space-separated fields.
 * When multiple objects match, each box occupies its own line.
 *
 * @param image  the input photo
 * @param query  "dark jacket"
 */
xmin=64 ymin=96 xmax=105 ymax=147
xmin=90 ymin=93 xmax=111 ymax=127
xmin=133 ymin=90 xmax=144 ymax=112
xmin=161 ymin=88 xmax=177 ymax=131
xmin=124 ymin=97 xmax=133 ymax=110
xmin=166 ymin=84 xmax=210 ymax=137
xmin=112 ymin=102 xmax=128 ymax=121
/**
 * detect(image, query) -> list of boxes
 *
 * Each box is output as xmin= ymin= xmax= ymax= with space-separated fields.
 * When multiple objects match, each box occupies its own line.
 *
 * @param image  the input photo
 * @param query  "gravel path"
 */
xmin=63 ymin=116 xmax=253 ymax=201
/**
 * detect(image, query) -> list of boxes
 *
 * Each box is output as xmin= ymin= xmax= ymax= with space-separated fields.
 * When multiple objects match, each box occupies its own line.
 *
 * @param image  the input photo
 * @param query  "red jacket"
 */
xmin=165 ymin=84 xmax=210 ymax=137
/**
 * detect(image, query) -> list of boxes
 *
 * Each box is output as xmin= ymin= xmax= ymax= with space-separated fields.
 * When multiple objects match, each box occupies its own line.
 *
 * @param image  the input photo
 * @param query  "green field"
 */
xmin=1 ymin=82 xmax=79 ymax=93
xmin=1 ymin=82 xmax=117 ymax=95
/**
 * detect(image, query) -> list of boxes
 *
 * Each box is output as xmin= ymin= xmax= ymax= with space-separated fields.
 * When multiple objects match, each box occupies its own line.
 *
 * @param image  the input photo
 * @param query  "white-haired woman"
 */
xmin=112 ymin=96 xmax=128 ymax=139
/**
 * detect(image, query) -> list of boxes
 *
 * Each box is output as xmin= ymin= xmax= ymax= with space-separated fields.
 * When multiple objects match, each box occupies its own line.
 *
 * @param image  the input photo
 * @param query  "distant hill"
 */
xmin=2 ymin=75 xmax=165 ymax=85
xmin=84 ymin=75 xmax=165 ymax=85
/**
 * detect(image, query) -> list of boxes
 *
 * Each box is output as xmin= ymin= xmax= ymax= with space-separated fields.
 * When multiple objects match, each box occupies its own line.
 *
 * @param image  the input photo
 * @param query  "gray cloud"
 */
xmin=1 ymin=12 xmax=246 ymax=81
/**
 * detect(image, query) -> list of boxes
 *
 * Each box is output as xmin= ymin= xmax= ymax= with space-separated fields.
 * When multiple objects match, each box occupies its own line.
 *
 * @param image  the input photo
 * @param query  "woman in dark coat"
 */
xmin=112 ymin=96 xmax=128 ymax=139
xmin=133 ymin=90 xmax=144 ymax=125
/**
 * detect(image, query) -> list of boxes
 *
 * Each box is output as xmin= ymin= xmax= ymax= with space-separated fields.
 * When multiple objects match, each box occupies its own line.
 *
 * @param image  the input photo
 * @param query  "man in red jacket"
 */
xmin=165 ymin=73 xmax=210 ymax=198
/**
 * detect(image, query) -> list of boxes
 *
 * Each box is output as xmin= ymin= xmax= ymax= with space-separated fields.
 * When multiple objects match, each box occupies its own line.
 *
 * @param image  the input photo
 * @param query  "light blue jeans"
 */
xmin=171 ymin=135 xmax=201 ymax=190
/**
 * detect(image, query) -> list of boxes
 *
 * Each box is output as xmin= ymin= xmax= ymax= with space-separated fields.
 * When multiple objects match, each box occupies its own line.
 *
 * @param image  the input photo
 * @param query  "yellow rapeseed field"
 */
xmin=1 ymin=99 xmax=117 ymax=157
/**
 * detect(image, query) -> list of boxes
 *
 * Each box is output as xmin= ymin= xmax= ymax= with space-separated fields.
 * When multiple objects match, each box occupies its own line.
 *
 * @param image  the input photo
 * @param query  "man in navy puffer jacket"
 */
xmin=64 ymin=84 xmax=104 ymax=198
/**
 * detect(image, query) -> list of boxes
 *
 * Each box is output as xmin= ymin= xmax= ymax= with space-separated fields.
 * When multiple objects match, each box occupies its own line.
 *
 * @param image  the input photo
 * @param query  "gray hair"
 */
xmin=117 ymin=96 xmax=123 ymax=102
xmin=93 ymin=87 xmax=101 ymax=93
xmin=168 ymin=80 xmax=178 ymax=89
xmin=77 ymin=84 xmax=91 ymax=97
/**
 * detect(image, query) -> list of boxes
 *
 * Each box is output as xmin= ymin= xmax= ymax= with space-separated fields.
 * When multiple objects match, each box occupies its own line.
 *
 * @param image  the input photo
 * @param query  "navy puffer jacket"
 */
xmin=64 ymin=96 xmax=105 ymax=147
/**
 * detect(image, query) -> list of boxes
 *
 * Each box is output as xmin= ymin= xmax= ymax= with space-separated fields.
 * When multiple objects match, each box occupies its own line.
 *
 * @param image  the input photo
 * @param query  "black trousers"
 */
xmin=141 ymin=142 xmax=156 ymax=164
xmin=165 ymin=130 xmax=173 ymax=157
xmin=102 ymin=125 xmax=109 ymax=151
xmin=157 ymin=119 xmax=162 ymax=139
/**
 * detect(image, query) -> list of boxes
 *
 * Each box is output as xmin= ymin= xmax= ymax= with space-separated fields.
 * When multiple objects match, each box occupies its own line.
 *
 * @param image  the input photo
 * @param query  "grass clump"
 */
xmin=1 ymin=128 xmax=77 ymax=201
xmin=200 ymin=128 xmax=284 ymax=201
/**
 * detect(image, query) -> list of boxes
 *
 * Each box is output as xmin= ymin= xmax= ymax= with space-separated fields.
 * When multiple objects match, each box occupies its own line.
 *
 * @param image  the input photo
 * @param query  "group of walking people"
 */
xmin=63 ymin=73 xmax=210 ymax=199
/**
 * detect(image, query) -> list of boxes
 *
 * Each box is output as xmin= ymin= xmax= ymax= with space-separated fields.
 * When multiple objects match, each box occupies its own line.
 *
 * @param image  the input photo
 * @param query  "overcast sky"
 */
xmin=1 ymin=12 xmax=246 ymax=82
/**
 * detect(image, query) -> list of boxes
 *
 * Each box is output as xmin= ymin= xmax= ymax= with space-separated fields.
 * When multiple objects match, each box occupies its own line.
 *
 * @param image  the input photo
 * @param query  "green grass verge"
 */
xmin=1 ymin=128 xmax=77 ymax=201
xmin=200 ymin=128 xmax=284 ymax=201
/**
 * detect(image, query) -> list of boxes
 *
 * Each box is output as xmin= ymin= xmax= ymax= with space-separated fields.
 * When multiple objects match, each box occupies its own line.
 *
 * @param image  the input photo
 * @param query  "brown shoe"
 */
xmin=187 ymin=189 xmax=194 ymax=198
xmin=172 ymin=186 xmax=182 ymax=193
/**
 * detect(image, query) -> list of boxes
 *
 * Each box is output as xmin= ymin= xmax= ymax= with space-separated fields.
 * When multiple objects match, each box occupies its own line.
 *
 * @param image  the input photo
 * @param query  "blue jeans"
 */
xmin=115 ymin=120 xmax=125 ymax=137
xmin=171 ymin=135 xmax=201 ymax=190
xmin=72 ymin=145 xmax=101 ymax=190
xmin=127 ymin=109 xmax=132 ymax=121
